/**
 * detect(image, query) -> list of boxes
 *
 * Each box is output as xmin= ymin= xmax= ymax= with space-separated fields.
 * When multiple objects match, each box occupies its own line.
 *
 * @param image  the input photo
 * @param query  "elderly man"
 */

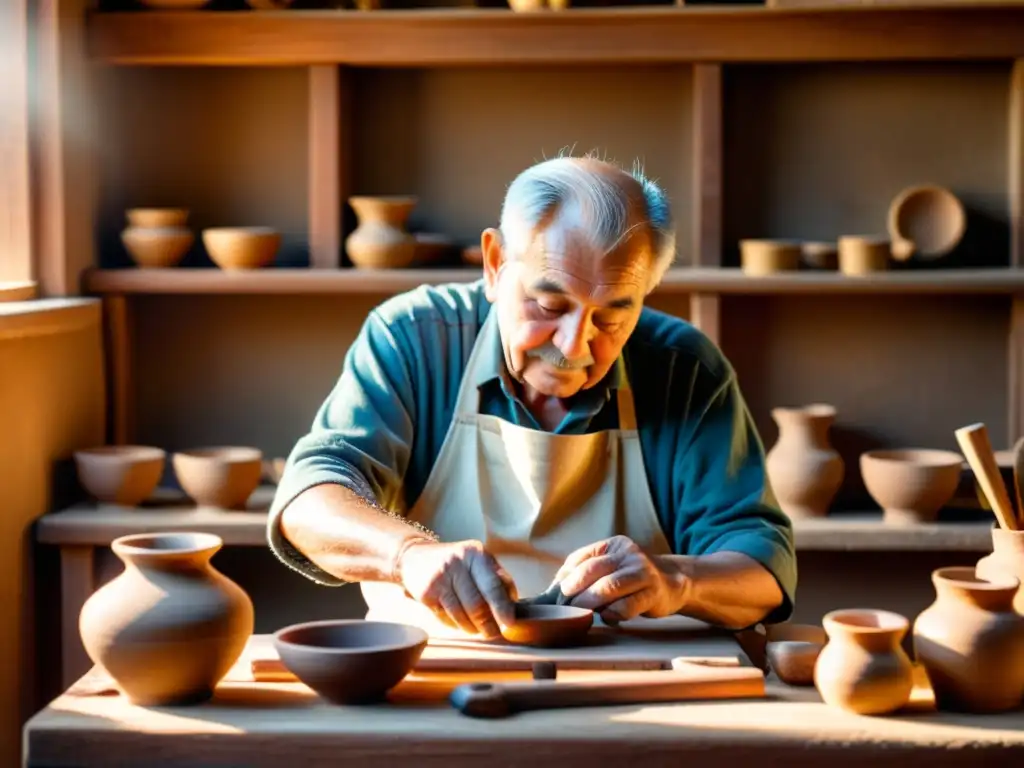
xmin=268 ymin=155 xmax=796 ymax=640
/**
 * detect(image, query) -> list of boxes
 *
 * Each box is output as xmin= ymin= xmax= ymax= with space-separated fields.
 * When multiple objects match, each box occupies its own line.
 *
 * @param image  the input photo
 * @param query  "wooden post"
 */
xmin=103 ymin=296 xmax=133 ymax=446
xmin=308 ymin=65 xmax=350 ymax=269
xmin=1011 ymin=60 xmax=1024 ymax=268
xmin=691 ymin=64 xmax=724 ymax=347
xmin=691 ymin=293 xmax=722 ymax=348
xmin=0 ymin=0 xmax=33 ymax=286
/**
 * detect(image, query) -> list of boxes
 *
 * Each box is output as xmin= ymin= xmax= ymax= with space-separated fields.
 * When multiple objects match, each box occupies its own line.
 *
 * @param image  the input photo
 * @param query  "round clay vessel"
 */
xmin=800 ymin=241 xmax=838 ymax=270
xmin=412 ymin=232 xmax=455 ymax=266
xmin=121 ymin=226 xmax=193 ymax=268
xmin=913 ymin=566 xmax=1024 ymax=713
xmin=201 ymin=227 xmax=280 ymax=270
xmin=172 ymin=446 xmax=263 ymax=510
xmin=765 ymin=404 xmax=844 ymax=519
xmin=73 ymin=445 xmax=165 ymax=506
xmin=739 ymin=239 xmax=801 ymax=276
xmin=837 ymin=236 xmax=890 ymax=275
xmin=977 ymin=526 xmax=1024 ymax=614
xmin=860 ymin=449 xmax=963 ymax=525
xmin=273 ymin=620 xmax=428 ymax=704
xmin=79 ymin=532 xmax=254 ymax=706
xmin=765 ymin=622 xmax=827 ymax=687
xmin=126 ymin=208 xmax=189 ymax=228
xmin=500 ymin=605 xmax=594 ymax=647
xmin=887 ymin=185 xmax=965 ymax=261
xmin=345 ymin=196 xmax=417 ymax=269
xmin=814 ymin=608 xmax=914 ymax=715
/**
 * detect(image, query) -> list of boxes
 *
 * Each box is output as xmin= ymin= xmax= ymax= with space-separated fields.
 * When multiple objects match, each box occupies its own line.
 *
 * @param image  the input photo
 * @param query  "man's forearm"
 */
xmin=658 ymin=551 xmax=784 ymax=630
xmin=278 ymin=483 xmax=436 ymax=584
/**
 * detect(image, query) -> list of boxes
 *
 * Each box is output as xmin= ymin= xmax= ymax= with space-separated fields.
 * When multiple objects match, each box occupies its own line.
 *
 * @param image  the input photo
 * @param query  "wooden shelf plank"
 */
xmin=81 ymin=266 xmax=1024 ymax=296
xmin=88 ymin=6 xmax=1024 ymax=66
xmin=793 ymin=514 xmax=994 ymax=552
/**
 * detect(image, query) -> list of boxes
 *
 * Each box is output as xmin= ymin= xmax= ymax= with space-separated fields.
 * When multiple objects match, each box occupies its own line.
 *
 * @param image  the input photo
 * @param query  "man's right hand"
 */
xmin=395 ymin=539 xmax=518 ymax=639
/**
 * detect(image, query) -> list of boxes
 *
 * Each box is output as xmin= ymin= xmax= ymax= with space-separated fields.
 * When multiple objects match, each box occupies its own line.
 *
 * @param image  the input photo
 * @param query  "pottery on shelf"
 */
xmin=73 ymin=445 xmax=166 ymax=506
xmin=172 ymin=446 xmax=263 ymax=510
xmin=860 ymin=449 xmax=963 ymax=525
xmin=121 ymin=208 xmax=193 ymax=268
xmin=79 ymin=532 xmax=254 ymax=706
xmin=800 ymin=241 xmax=838 ymax=270
xmin=765 ymin=404 xmax=844 ymax=520
xmin=345 ymin=196 xmax=417 ymax=269
xmin=201 ymin=227 xmax=280 ymax=270
xmin=412 ymin=233 xmax=456 ymax=266
xmin=977 ymin=526 xmax=1024 ymax=614
xmin=246 ymin=0 xmax=295 ymax=7
xmin=887 ymin=185 xmax=966 ymax=261
xmin=814 ymin=608 xmax=914 ymax=716
xmin=837 ymin=236 xmax=890 ymax=276
xmin=913 ymin=566 xmax=1024 ymax=713
xmin=765 ymin=623 xmax=827 ymax=686
xmin=462 ymin=245 xmax=483 ymax=266
xmin=739 ymin=239 xmax=801 ymax=276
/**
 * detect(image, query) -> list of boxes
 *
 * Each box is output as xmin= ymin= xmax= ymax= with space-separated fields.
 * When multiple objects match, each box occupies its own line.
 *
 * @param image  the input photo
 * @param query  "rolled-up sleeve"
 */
xmin=267 ymin=309 xmax=417 ymax=586
xmin=672 ymin=364 xmax=797 ymax=624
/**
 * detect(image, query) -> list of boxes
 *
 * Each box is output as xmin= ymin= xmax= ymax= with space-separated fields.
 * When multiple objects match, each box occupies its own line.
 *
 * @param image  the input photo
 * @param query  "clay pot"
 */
xmin=202 ymin=227 xmax=280 ymax=270
xmin=800 ymin=241 xmax=838 ymax=270
xmin=126 ymin=208 xmax=190 ymax=228
xmin=79 ymin=532 xmax=254 ymax=705
xmin=500 ymin=605 xmax=594 ymax=648
xmin=765 ymin=404 xmax=844 ymax=519
xmin=887 ymin=185 xmax=966 ymax=261
xmin=977 ymin=526 xmax=1024 ymax=614
xmin=412 ymin=233 xmax=456 ymax=266
xmin=814 ymin=608 xmax=914 ymax=715
xmin=73 ymin=445 xmax=165 ymax=506
xmin=837 ymin=236 xmax=890 ymax=275
xmin=508 ymin=0 xmax=545 ymax=9
xmin=860 ymin=449 xmax=963 ymax=525
xmin=913 ymin=566 xmax=1024 ymax=713
xmin=739 ymin=239 xmax=801 ymax=276
xmin=122 ymin=208 xmax=193 ymax=268
xmin=765 ymin=623 xmax=826 ymax=687
xmin=172 ymin=447 xmax=263 ymax=510
xmin=345 ymin=196 xmax=417 ymax=269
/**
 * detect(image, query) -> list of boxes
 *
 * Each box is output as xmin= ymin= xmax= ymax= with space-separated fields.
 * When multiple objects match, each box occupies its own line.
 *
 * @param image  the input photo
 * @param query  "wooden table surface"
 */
xmin=23 ymin=632 xmax=1024 ymax=768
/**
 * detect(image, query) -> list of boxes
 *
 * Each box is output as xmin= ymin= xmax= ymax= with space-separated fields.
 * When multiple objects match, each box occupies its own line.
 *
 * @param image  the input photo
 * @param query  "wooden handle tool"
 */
xmin=1013 ymin=436 xmax=1024 ymax=528
xmin=955 ymin=423 xmax=1018 ymax=531
xmin=448 ymin=660 xmax=765 ymax=718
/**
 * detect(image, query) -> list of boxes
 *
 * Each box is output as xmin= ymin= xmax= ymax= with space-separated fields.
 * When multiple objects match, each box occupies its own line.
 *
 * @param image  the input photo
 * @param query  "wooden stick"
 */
xmin=955 ymin=423 xmax=1019 ymax=531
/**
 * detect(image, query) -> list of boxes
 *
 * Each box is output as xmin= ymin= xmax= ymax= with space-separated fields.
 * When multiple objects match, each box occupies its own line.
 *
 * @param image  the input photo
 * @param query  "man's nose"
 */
xmin=556 ymin=313 xmax=592 ymax=360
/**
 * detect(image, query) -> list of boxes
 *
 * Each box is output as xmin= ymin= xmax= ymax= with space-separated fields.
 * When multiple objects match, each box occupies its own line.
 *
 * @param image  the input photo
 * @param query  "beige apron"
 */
xmin=361 ymin=309 xmax=672 ymax=637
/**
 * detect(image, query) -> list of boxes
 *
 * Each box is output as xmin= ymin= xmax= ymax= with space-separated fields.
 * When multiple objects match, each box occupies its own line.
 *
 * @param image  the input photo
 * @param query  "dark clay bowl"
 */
xmin=765 ymin=623 xmax=827 ymax=686
xmin=500 ymin=605 xmax=594 ymax=648
xmin=272 ymin=620 xmax=428 ymax=704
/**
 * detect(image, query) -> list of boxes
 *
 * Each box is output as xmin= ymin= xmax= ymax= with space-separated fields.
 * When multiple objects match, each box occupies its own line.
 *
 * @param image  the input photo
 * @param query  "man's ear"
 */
xmin=481 ymin=228 xmax=504 ymax=302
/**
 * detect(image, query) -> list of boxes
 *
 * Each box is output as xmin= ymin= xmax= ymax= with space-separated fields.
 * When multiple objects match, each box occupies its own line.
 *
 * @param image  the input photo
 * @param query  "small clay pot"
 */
xmin=887 ymin=185 xmax=966 ymax=261
xmin=202 ymin=227 xmax=280 ymax=270
xmin=412 ymin=233 xmax=456 ymax=266
xmin=765 ymin=404 xmax=844 ymax=520
xmin=172 ymin=446 xmax=263 ymax=510
xmin=765 ymin=623 xmax=826 ymax=687
xmin=121 ymin=226 xmax=194 ymax=268
xmin=273 ymin=620 xmax=428 ymax=704
xmin=126 ymin=208 xmax=190 ymax=228
xmin=739 ymin=239 xmax=801 ymax=276
xmin=345 ymin=196 xmax=417 ymax=269
xmin=838 ymin=236 xmax=890 ymax=276
xmin=977 ymin=526 xmax=1024 ymax=614
xmin=500 ymin=605 xmax=594 ymax=647
xmin=800 ymin=241 xmax=838 ymax=270
xmin=73 ymin=446 xmax=166 ymax=507
xmin=508 ymin=0 xmax=544 ymax=10
xmin=860 ymin=449 xmax=963 ymax=525
xmin=913 ymin=566 xmax=1024 ymax=713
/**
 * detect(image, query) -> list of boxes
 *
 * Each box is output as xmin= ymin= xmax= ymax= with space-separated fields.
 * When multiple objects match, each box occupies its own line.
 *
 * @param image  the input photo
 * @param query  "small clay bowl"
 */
xmin=837 ymin=236 xmax=890 ymax=276
xmin=121 ymin=227 xmax=194 ymax=268
xmin=887 ymin=185 xmax=966 ymax=261
xmin=172 ymin=446 xmax=263 ymax=510
xmin=73 ymin=445 xmax=166 ymax=506
xmin=861 ymin=448 xmax=964 ymax=525
xmin=765 ymin=623 xmax=827 ymax=686
xmin=500 ymin=605 xmax=594 ymax=647
xmin=413 ymin=233 xmax=455 ymax=266
xmin=262 ymin=457 xmax=287 ymax=484
xmin=739 ymin=239 xmax=801 ymax=276
xmin=273 ymin=620 xmax=428 ymax=705
xmin=800 ymin=241 xmax=838 ymax=270
xmin=126 ymin=208 xmax=189 ymax=228
xmin=202 ymin=227 xmax=281 ymax=270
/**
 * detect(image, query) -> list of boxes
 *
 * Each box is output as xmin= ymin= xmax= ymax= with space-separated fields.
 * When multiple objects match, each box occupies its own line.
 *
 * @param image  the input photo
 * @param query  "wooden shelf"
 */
xmin=81 ymin=266 xmax=1024 ymax=296
xmin=87 ymin=6 xmax=1024 ymax=66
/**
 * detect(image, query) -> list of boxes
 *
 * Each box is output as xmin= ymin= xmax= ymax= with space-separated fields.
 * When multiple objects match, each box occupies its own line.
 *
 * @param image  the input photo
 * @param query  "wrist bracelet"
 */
xmin=391 ymin=536 xmax=431 ymax=585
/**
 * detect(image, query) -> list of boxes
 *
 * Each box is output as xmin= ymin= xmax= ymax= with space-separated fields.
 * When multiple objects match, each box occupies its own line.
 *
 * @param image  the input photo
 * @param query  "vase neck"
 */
xmin=934 ymin=575 xmax=1018 ymax=613
xmin=993 ymin=528 xmax=1024 ymax=557
xmin=837 ymin=628 xmax=903 ymax=654
xmin=775 ymin=412 xmax=833 ymax=444
xmin=121 ymin=551 xmax=214 ymax=574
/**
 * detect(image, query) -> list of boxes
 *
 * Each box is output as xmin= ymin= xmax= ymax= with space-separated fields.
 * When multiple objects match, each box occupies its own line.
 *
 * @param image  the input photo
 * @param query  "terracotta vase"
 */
xmin=765 ymin=404 xmax=844 ymax=519
xmin=121 ymin=208 xmax=193 ymax=268
xmin=814 ymin=609 xmax=914 ymax=715
xmin=913 ymin=566 xmax=1024 ymax=713
xmin=79 ymin=532 xmax=254 ymax=706
xmin=345 ymin=196 xmax=417 ymax=269
xmin=976 ymin=526 xmax=1024 ymax=614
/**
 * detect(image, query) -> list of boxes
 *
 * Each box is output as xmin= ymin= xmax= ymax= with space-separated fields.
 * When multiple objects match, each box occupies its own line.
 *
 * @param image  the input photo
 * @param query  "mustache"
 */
xmin=527 ymin=341 xmax=594 ymax=370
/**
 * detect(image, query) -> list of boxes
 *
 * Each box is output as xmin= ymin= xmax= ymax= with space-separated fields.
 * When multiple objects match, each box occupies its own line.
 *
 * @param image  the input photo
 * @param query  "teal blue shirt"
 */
xmin=268 ymin=279 xmax=796 ymax=623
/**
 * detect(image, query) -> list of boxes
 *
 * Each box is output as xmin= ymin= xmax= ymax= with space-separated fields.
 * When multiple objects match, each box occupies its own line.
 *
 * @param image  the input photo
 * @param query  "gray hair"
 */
xmin=498 ymin=155 xmax=676 ymax=291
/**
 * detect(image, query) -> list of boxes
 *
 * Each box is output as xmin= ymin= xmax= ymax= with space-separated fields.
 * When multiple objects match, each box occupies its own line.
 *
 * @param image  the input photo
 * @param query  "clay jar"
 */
xmin=976 ymin=526 xmax=1024 ymax=614
xmin=121 ymin=208 xmax=193 ymax=268
xmin=765 ymin=404 xmax=844 ymax=519
xmin=814 ymin=609 xmax=914 ymax=715
xmin=345 ymin=196 xmax=417 ymax=269
xmin=79 ymin=532 xmax=254 ymax=706
xmin=913 ymin=567 xmax=1024 ymax=713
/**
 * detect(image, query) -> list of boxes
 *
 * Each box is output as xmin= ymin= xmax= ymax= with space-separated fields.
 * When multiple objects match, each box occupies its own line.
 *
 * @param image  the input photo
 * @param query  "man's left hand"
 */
xmin=554 ymin=536 xmax=687 ymax=624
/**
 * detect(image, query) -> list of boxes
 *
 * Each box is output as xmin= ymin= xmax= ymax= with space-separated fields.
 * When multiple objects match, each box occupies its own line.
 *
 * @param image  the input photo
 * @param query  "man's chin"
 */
xmin=524 ymin=369 xmax=587 ymax=399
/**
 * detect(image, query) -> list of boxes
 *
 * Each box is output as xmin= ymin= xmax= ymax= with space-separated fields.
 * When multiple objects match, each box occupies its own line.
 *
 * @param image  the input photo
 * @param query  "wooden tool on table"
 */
xmin=1013 ymin=436 xmax=1024 ymax=528
xmin=955 ymin=423 xmax=1019 ymax=531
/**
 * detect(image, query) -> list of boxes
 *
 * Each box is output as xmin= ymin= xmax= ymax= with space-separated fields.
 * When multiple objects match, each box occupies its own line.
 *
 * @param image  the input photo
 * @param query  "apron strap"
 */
xmin=614 ymin=364 xmax=638 ymax=431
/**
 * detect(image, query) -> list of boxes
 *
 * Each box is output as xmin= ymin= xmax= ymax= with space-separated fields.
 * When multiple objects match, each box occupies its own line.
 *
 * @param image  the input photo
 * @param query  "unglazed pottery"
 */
xmin=765 ymin=623 xmax=827 ymax=686
xmin=273 ymin=620 xmax=428 ymax=704
xmin=765 ymin=404 xmax=844 ymax=519
xmin=121 ymin=226 xmax=194 ymax=268
xmin=172 ymin=447 xmax=263 ymax=509
xmin=126 ymin=208 xmax=190 ymax=228
xmin=739 ymin=239 xmax=801 ymax=276
xmin=345 ymin=196 xmax=417 ymax=269
xmin=913 ymin=566 xmax=1024 ymax=713
xmin=412 ymin=233 xmax=456 ymax=266
xmin=202 ymin=227 xmax=280 ymax=270
xmin=500 ymin=605 xmax=594 ymax=647
xmin=837 ymin=236 xmax=890 ymax=275
xmin=887 ymin=185 xmax=965 ymax=260
xmin=800 ymin=241 xmax=838 ymax=270
xmin=79 ymin=532 xmax=254 ymax=706
xmin=814 ymin=609 xmax=914 ymax=715
xmin=860 ymin=449 xmax=963 ymax=525
xmin=73 ymin=445 xmax=165 ymax=506
xmin=977 ymin=526 xmax=1024 ymax=614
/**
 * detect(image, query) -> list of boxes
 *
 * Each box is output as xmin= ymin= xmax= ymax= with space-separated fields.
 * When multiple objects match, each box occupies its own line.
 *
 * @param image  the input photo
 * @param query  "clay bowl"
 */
xmin=800 ymin=241 xmax=838 ymax=270
xmin=73 ymin=446 xmax=166 ymax=506
xmin=126 ymin=208 xmax=189 ymax=228
xmin=172 ymin=446 xmax=263 ymax=510
xmin=765 ymin=623 xmax=827 ymax=686
xmin=273 ymin=620 xmax=428 ymax=705
xmin=202 ymin=227 xmax=281 ymax=270
xmin=500 ymin=605 xmax=594 ymax=647
xmin=121 ymin=227 xmax=194 ymax=268
xmin=861 ymin=448 xmax=964 ymax=525
xmin=412 ymin=233 xmax=456 ymax=266
xmin=887 ymin=185 xmax=966 ymax=260
xmin=739 ymin=239 xmax=801 ymax=276
xmin=837 ymin=235 xmax=890 ymax=275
